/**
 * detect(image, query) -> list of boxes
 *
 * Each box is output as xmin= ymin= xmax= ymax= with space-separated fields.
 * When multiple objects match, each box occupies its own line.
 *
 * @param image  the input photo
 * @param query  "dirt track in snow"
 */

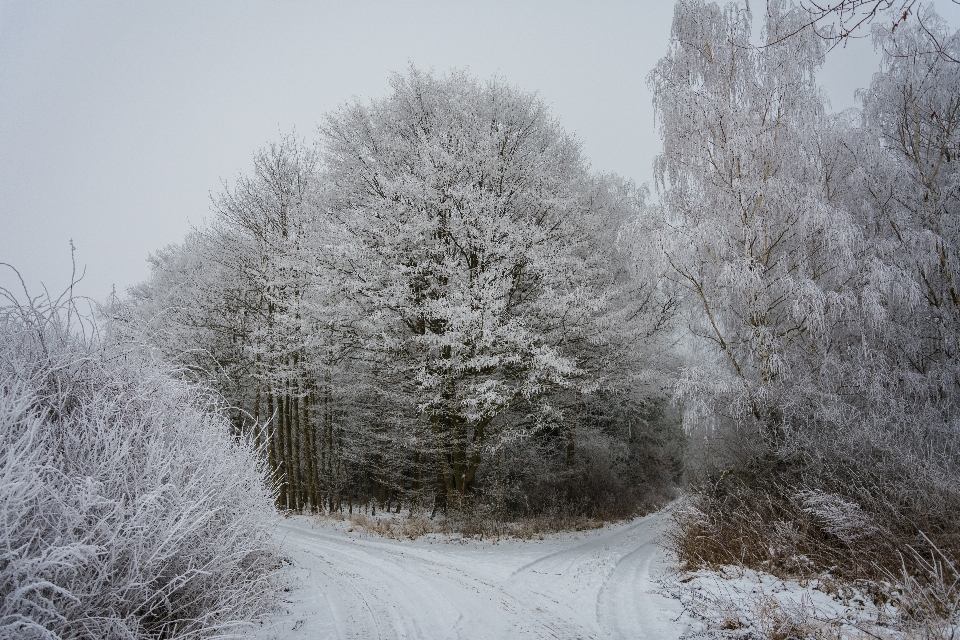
xmin=251 ymin=507 xmax=690 ymax=640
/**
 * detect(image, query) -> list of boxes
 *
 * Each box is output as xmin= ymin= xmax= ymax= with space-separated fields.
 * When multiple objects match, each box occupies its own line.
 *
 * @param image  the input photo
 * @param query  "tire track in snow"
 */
xmin=279 ymin=524 xmax=463 ymax=639
xmin=503 ymin=508 xmax=681 ymax=639
xmin=594 ymin=517 xmax=688 ymax=640
xmin=252 ymin=508 xmax=686 ymax=640
xmin=274 ymin=521 xmax=585 ymax=639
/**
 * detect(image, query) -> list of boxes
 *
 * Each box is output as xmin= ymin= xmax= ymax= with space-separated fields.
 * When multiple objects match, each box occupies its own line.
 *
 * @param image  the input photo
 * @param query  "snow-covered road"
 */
xmin=251 ymin=508 xmax=690 ymax=640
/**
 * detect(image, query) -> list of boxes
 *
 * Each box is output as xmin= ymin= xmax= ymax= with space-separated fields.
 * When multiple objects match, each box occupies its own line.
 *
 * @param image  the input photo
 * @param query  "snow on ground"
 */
xmin=248 ymin=507 xmax=696 ymax=640
xmin=660 ymin=565 xmax=915 ymax=639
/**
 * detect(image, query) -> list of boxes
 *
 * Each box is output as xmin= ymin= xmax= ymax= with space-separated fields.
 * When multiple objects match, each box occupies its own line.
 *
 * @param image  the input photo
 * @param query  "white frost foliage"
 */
xmin=860 ymin=257 xmax=923 ymax=331
xmin=322 ymin=66 xmax=664 ymax=426
xmin=0 ymin=299 xmax=278 ymax=640
xmin=651 ymin=0 xmax=863 ymax=440
xmin=798 ymin=490 xmax=879 ymax=543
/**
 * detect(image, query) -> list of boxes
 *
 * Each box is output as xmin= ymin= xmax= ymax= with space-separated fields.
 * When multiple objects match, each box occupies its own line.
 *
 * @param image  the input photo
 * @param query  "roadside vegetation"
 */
xmin=0 ymin=282 xmax=278 ymax=639
xmin=653 ymin=1 xmax=960 ymax=636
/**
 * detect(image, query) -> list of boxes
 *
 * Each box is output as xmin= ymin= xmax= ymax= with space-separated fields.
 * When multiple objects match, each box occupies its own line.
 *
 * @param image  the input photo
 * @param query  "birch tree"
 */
xmin=650 ymin=0 xmax=861 ymax=457
xmin=864 ymin=8 xmax=960 ymax=379
xmin=660 ymin=1 xmax=960 ymax=594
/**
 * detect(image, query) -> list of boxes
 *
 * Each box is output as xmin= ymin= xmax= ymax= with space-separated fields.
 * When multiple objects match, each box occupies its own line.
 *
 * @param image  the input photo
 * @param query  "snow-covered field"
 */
xmin=250 ymin=508 xmax=693 ymax=640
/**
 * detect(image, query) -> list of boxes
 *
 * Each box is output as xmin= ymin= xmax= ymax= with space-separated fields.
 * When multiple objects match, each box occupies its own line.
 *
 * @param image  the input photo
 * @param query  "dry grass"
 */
xmin=314 ymin=508 xmax=618 ymax=542
xmin=668 ymin=444 xmax=960 ymax=639
xmin=308 ymin=486 xmax=675 ymax=542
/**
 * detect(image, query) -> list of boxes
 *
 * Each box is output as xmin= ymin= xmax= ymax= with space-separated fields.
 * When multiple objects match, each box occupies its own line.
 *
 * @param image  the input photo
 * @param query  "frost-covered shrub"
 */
xmin=0 ymin=294 xmax=278 ymax=639
xmin=667 ymin=419 xmax=960 ymax=632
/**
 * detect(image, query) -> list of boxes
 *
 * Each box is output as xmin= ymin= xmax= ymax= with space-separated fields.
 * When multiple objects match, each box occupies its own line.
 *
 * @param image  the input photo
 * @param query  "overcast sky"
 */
xmin=1 ymin=1 xmax=958 ymax=305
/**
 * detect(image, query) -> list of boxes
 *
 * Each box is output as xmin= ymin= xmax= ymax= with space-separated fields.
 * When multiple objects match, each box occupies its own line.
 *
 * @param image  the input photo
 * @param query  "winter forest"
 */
xmin=3 ymin=0 xmax=960 ymax=638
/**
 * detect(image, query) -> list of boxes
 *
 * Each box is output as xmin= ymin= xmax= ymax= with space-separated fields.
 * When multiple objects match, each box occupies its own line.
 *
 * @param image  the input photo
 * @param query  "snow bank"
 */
xmin=660 ymin=565 xmax=960 ymax=639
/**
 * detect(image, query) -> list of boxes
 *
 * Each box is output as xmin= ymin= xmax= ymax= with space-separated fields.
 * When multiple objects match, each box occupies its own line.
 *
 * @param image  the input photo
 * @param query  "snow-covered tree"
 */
xmin=650 ymin=0 xmax=860 ymax=457
xmin=122 ymin=136 xmax=336 ymax=511
xmin=119 ymin=69 xmax=679 ymax=518
xmin=860 ymin=7 xmax=960 ymax=394
xmin=320 ymin=67 xmax=671 ymax=507
xmin=659 ymin=1 xmax=960 ymax=601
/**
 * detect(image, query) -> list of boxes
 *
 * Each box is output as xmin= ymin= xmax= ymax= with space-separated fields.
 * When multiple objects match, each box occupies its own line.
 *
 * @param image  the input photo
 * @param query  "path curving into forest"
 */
xmin=249 ymin=507 xmax=691 ymax=640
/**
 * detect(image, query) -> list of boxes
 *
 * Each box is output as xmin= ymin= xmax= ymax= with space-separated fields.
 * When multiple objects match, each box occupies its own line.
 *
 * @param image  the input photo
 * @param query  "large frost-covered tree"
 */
xmin=321 ymin=68 xmax=671 ymax=507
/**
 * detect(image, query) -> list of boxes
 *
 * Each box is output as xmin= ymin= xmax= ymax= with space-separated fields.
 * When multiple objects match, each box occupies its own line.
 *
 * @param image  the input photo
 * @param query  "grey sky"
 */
xmin=1 ymin=1 xmax=957 ymax=304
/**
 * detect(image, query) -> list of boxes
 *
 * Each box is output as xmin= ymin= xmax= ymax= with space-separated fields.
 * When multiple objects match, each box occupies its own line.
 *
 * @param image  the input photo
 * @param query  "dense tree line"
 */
xmin=653 ymin=0 xmax=960 ymax=621
xmin=116 ymin=69 xmax=681 ymax=518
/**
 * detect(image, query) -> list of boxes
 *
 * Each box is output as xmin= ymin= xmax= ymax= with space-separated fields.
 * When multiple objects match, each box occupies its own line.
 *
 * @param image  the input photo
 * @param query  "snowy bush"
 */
xmin=668 ymin=418 xmax=960 ymax=628
xmin=0 ymin=291 xmax=278 ymax=639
